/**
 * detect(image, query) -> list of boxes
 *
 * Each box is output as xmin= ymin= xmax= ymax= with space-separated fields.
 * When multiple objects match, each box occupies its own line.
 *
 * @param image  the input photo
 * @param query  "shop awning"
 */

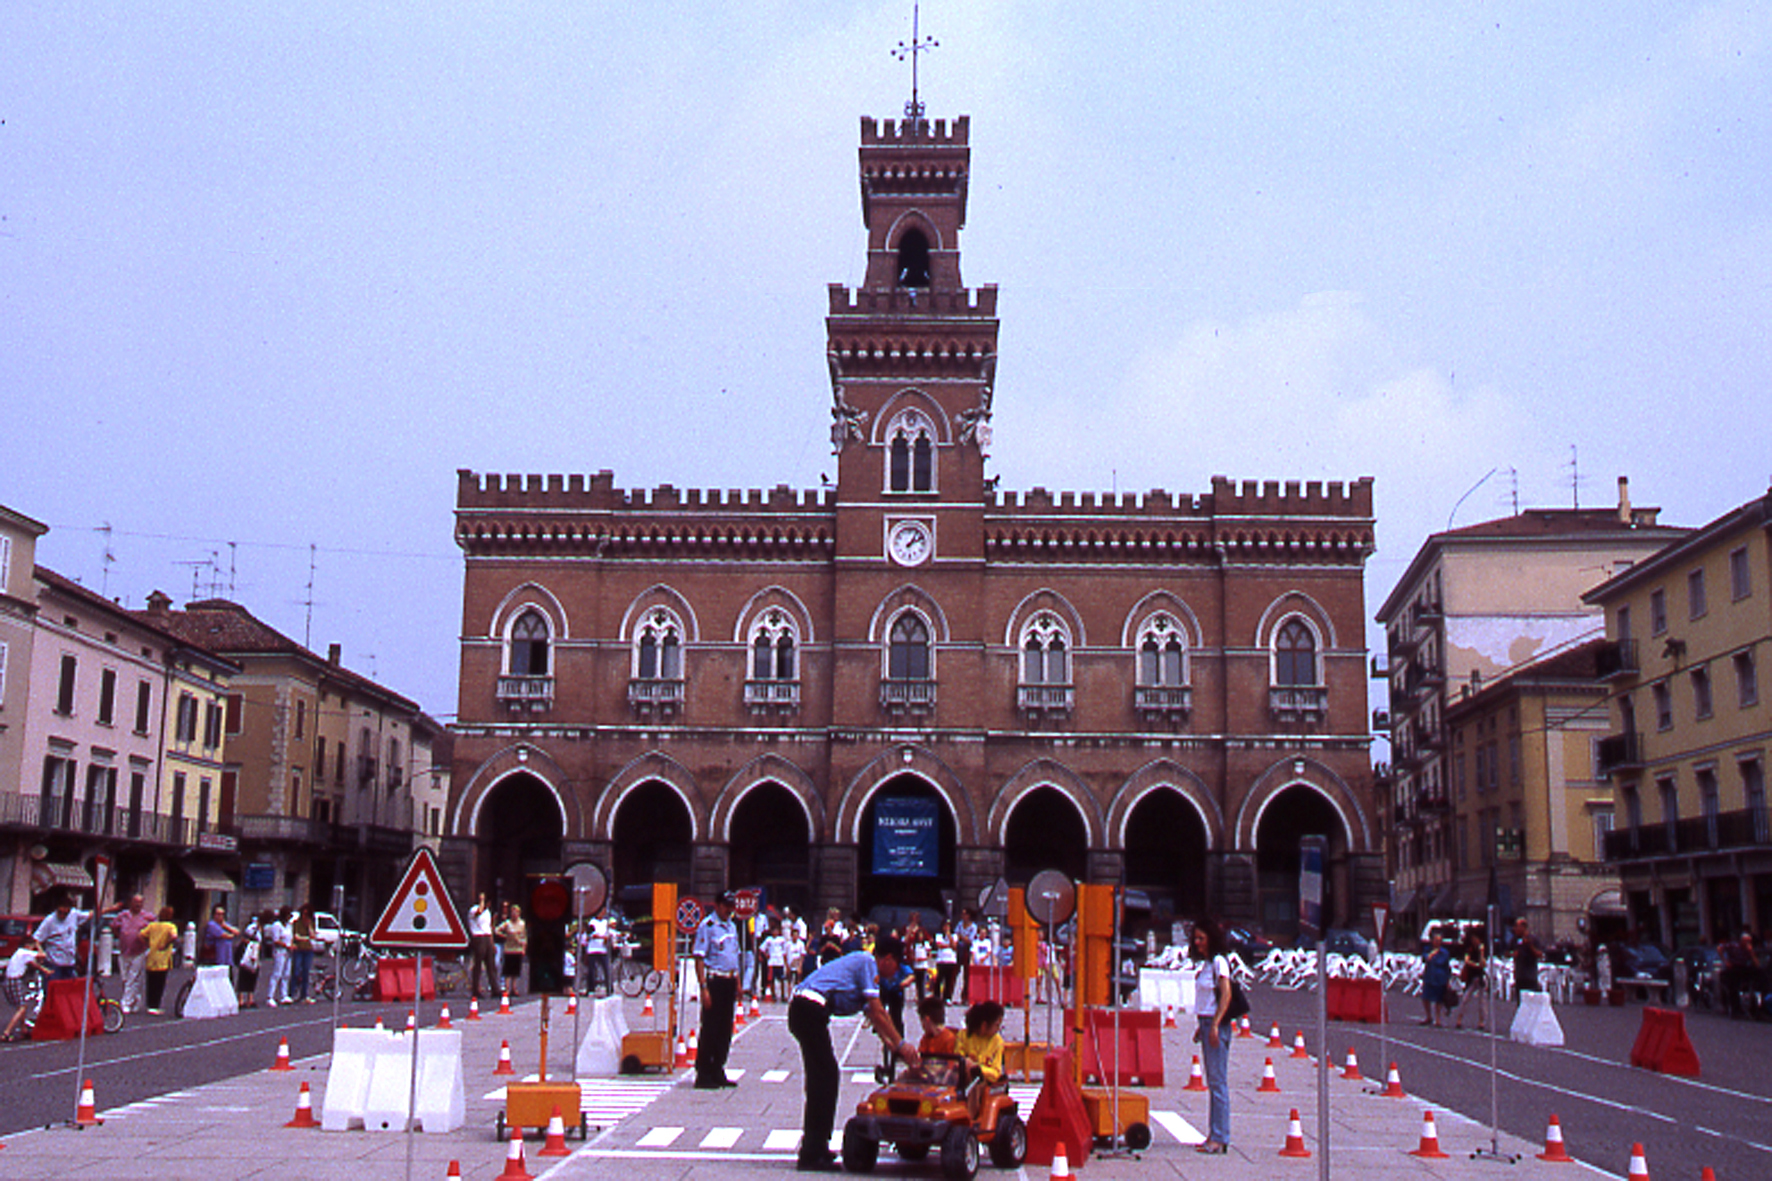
xmin=182 ymin=866 xmax=238 ymax=894
xmin=1427 ymin=881 xmax=1460 ymax=914
xmin=1587 ymin=888 xmax=1628 ymax=917
xmin=30 ymin=861 xmax=95 ymax=893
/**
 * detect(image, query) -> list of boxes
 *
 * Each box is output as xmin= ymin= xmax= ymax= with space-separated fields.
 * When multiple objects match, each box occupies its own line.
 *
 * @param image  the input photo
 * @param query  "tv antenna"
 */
xmin=894 ymin=2 xmax=937 ymax=124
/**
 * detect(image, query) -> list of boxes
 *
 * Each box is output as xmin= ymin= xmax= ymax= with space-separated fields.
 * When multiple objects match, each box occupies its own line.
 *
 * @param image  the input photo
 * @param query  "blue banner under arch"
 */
xmin=872 ymin=795 xmax=939 ymax=877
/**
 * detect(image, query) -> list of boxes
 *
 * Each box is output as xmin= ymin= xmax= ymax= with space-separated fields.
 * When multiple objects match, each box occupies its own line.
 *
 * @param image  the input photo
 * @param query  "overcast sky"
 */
xmin=7 ymin=2 xmax=1770 ymax=720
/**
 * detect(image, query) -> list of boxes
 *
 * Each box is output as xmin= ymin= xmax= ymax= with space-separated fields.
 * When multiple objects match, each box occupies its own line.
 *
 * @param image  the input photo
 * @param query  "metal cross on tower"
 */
xmin=893 ymin=2 xmax=938 ymax=123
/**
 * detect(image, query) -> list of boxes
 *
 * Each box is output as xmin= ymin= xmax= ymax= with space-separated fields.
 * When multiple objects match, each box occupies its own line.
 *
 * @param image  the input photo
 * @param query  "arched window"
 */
xmin=1274 ymin=618 xmax=1318 ymax=686
xmin=635 ymin=608 xmax=684 ymax=680
xmin=508 ymin=609 xmax=550 ymax=676
xmin=1020 ymin=614 xmax=1070 ymax=685
xmin=1136 ymin=614 xmax=1187 ymax=686
xmin=749 ymin=609 xmax=797 ymax=681
xmin=889 ymin=613 xmax=931 ymax=680
xmin=896 ymin=228 xmax=931 ymax=288
xmin=886 ymin=409 xmax=935 ymax=493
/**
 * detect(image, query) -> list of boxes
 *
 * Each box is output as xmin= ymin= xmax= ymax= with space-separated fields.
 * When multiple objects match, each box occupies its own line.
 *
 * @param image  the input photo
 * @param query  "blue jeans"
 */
xmin=290 ymin=949 xmax=314 ymax=1001
xmin=1198 ymin=1016 xmax=1231 ymax=1146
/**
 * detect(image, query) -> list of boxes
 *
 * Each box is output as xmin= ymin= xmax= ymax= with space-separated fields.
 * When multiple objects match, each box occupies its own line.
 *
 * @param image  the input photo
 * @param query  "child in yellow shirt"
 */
xmin=954 ymin=1001 xmax=1005 ymax=1115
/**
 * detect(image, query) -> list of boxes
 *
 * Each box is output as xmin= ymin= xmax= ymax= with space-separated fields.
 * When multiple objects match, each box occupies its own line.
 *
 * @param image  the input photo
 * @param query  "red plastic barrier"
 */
xmin=1324 ymin=976 xmax=1382 ymax=1022
xmin=1629 ymin=1007 xmax=1700 ymax=1077
xmin=374 ymin=957 xmax=437 ymax=1002
xmin=1024 ymin=1050 xmax=1095 ymax=1168
xmin=1326 ymin=976 xmax=1349 ymax=1020
xmin=31 ymin=978 xmax=104 ymax=1041
xmin=1075 ymin=1007 xmax=1164 ymax=1087
xmin=965 ymin=964 xmax=1024 ymax=1007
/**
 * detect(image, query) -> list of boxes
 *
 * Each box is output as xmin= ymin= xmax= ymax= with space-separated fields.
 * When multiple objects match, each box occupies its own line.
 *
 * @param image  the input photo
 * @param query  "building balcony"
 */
xmin=231 ymin=813 xmax=334 ymax=847
xmin=333 ymin=821 xmax=415 ymax=857
xmin=1415 ymin=788 xmax=1452 ymax=815
xmin=628 ymin=678 xmax=685 ymax=714
xmin=1411 ymin=719 xmax=1445 ymax=752
xmin=1596 ymin=731 xmax=1645 ymax=776
xmin=497 ymin=674 xmax=555 ymax=711
xmin=743 ymin=679 xmax=801 ymax=709
xmin=1595 ymin=639 xmax=1640 ymax=682
xmin=0 ymin=792 xmax=197 ymax=846
xmin=1268 ymin=685 xmax=1327 ymax=722
xmin=1389 ymin=628 xmax=1424 ymax=658
xmin=880 ymin=678 xmax=936 ymax=712
xmin=1017 ymin=684 xmax=1075 ymax=715
xmin=1604 ymin=807 xmax=1772 ymax=861
xmin=1370 ymin=656 xmax=1389 ymax=679
xmin=1134 ymin=685 xmax=1192 ymax=717
xmin=1371 ymin=708 xmax=1390 ymax=732
xmin=1410 ymin=598 xmax=1444 ymax=628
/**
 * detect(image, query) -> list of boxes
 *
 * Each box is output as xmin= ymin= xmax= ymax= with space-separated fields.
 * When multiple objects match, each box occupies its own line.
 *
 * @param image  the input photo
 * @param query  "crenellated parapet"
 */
xmin=828 ymin=285 xmax=997 ymax=318
xmin=860 ymin=115 xmax=970 ymax=146
xmin=1209 ymin=476 xmax=1375 ymax=518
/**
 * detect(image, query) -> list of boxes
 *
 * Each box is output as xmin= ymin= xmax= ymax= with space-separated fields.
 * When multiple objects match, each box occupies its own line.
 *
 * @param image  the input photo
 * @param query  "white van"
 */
xmin=1416 ymin=918 xmax=1484 ymax=950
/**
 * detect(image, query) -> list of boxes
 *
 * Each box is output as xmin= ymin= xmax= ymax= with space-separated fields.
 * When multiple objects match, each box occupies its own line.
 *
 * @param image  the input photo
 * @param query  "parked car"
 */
xmin=1225 ymin=926 xmax=1275 ymax=964
xmin=1415 ymin=918 xmax=1485 ymax=951
xmin=1615 ymin=942 xmax=1673 ymax=982
xmin=308 ymin=911 xmax=357 ymax=953
xmin=0 ymin=915 xmax=36 ymax=958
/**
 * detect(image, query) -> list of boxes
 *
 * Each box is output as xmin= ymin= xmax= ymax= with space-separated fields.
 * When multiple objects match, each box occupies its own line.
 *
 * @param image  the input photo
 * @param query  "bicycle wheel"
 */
xmin=101 ymin=999 xmax=125 ymax=1034
xmin=340 ymin=953 xmax=373 ymax=988
xmin=617 ymin=962 xmax=645 ymax=998
xmin=314 ymin=970 xmax=336 ymax=1001
xmin=174 ymin=979 xmax=193 ymax=1018
xmin=642 ymin=969 xmax=666 ymax=995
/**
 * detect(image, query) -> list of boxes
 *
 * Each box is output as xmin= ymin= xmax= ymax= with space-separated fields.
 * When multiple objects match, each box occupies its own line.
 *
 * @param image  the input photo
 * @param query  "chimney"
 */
xmin=145 ymin=590 xmax=172 ymax=617
xmin=327 ymin=643 xmax=342 ymax=665
xmin=1617 ymin=476 xmax=1632 ymax=525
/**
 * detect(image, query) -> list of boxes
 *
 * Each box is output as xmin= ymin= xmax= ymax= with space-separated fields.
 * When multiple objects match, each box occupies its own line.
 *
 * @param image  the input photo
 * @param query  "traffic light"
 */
xmin=527 ymin=875 xmax=571 ymax=995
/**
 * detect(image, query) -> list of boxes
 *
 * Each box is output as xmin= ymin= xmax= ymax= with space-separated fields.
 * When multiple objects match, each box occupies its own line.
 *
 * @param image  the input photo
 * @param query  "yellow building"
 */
xmin=1585 ymin=488 xmax=1772 ymax=945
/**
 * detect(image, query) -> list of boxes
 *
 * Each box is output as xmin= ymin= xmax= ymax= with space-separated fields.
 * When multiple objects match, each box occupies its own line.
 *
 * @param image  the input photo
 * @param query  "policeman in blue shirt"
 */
xmin=693 ymin=891 xmax=742 ymax=1089
xmin=789 ymin=934 xmax=919 ymax=1171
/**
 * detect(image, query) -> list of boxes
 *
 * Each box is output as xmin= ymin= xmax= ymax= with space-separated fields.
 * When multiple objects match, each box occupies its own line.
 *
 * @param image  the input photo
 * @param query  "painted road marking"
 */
xmin=700 ymin=1126 xmax=744 ymax=1148
xmin=761 ymin=1069 xmax=789 ymax=1083
xmin=635 ymin=1127 xmax=682 ymax=1148
xmin=762 ymin=1129 xmax=802 ymax=1151
xmin=1152 ymin=1110 xmax=1205 ymax=1144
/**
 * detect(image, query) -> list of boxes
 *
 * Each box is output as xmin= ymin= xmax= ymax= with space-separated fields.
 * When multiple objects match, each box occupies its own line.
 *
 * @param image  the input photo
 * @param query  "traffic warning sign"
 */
xmin=369 ymin=847 xmax=470 ymax=951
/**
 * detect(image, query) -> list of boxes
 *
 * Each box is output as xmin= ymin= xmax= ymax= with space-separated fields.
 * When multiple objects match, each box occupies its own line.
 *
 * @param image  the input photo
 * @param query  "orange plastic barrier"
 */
xmin=374 ymin=957 xmax=438 ymax=1002
xmin=1075 ymin=1007 xmax=1165 ymax=1087
xmin=1024 ymin=1050 xmax=1095 ymax=1168
xmin=1628 ymin=1006 xmax=1700 ymax=1077
xmin=31 ymin=978 xmax=104 ymax=1040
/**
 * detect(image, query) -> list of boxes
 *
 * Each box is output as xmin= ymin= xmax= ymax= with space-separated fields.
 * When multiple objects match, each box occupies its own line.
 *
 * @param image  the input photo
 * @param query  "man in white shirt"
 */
xmin=584 ymin=916 xmax=611 ymax=995
xmin=468 ymin=893 xmax=497 ymax=999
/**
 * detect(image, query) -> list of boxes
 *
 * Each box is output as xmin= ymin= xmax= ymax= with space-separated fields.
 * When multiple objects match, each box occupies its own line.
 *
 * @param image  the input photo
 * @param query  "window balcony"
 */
xmin=1604 ymin=807 xmax=1772 ymax=861
xmin=1388 ymin=628 xmax=1424 ymax=658
xmin=744 ymin=679 xmax=801 ymax=710
xmin=497 ymin=674 xmax=555 ymax=711
xmin=231 ymin=813 xmax=334 ymax=846
xmin=1371 ymin=708 xmax=1391 ymax=732
xmin=1135 ymin=685 xmax=1192 ymax=716
xmin=880 ymin=678 xmax=936 ymax=712
xmin=1370 ymin=655 xmax=1389 ymax=679
xmin=1595 ymin=639 xmax=1640 ymax=682
xmin=628 ymin=678 xmax=685 ymax=714
xmin=1415 ymin=788 xmax=1451 ymax=815
xmin=1017 ymin=684 xmax=1075 ymax=714
xmin=1595 ymin=731 xmax=1644 ymax=776
xmin=1268 ymin=685 xmax=1327 ymax=721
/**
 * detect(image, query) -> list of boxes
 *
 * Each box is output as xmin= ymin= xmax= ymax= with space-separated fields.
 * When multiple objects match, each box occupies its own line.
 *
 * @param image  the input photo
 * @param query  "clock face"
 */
xmin=888 ymin=520 xmax=932 ymax=566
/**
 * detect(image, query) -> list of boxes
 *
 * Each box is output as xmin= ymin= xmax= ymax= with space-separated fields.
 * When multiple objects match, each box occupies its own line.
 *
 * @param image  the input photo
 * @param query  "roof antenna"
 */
xmin=894 ymin=2 xmax=938 ymax=125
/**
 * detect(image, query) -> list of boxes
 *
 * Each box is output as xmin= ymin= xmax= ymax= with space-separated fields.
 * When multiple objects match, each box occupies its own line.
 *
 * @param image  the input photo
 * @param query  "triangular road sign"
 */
xmin=369 ymin=847 xmax=469 ymax=951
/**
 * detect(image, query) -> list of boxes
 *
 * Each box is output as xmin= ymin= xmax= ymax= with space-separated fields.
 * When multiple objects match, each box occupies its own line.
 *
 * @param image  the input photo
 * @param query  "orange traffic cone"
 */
xmin=271 ymin=1036 xmax=294 ymax=1071
xmin=74 ymin=1078 xmax=103 ymax=1126
xmin=641 ymin=993 xmax=654 ymax=1021
xmin=1409 ymin=1111 xmax=1450 ymax=1159
xmin=1048 ymin=1139 xmax=1074 ymax=1180
xmin=1267 ymin=1022 xmax=1283 ymax=1048
xmin=445 ymin=1162 xmax=462 ymax=1179
xmin=1278 ymin=1109 xmax=1310 ymax=1158
xmin=1380 ymin=1062 xmax=1405 ymax=1098
xmin=437 ymin=1005 xmax=452 ymax=1030
xmin=468 ymin=997 xmax=482 ymax=1021
xmin=565 ymin=993 xmax=577 ymax=1016
xmin=374 ymin=1017 xmax=385 ymax=1031
xmin=750 ymin=995 xmax=762 ymax=1021
xmin=1700 ymin=1169 xmax=1716 ymax=1181
xmin=733 ymin=1001 xmax=746 ymax=1031
xmin=1626 ymin=1142 xmax=1649 ymax=1179
xmin=1237 ymin=1016 xmax=1254 ymax=1039
xmin=1184 ymin=1054 xmax=1207 ymax=1091
xmin=1257 ymin=1058 xmax=1282 ymax=1093
xmin=496 ymin=1127 xmax=532 ymax=1179
xmin=539 ymin=1105 xmax=571 ymax=1157
xmin=687 ymin=1028 xmax=699 ymax=1066
xmin=406 ymin=1010 xmax=417 ymax=1031
xmin=1536 ymin=1114 xmax=1573 ymax=1163
xmin=494 ymin=1040 xmax=516 ymax=1076
xmin=1163 ymin=1005 xmax=1177 ymax=1029
xmin=673 ymin=1034 xmax=689 ymax=1069
xmin=1291 ymin=1031 xmax=1309 ymax=1059
xmin=498 ymin=991 xmax=513 ymax=1016
xmin=286 ymin=1081 xmax=320 ymax=1129
xmin=1341 ymin=1047 xmax=1362 ymax=1081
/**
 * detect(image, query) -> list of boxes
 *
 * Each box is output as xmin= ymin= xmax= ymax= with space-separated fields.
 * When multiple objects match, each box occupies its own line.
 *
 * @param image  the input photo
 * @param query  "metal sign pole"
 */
xmin=403 ymin=950 xmax=424 ymax=1181
xmin=1471 ymin=901 xmax=1518 ymax=1164
xmin=1299 ymin=835 xmax=1328 ymax=1181
xmin=1370 ymin=903 xmax=1390 ymax=1096
xmin=330 ymin=883 xmax=345 ymax=1039
xmin=69 ymin=854 xmax=111 ymax=1128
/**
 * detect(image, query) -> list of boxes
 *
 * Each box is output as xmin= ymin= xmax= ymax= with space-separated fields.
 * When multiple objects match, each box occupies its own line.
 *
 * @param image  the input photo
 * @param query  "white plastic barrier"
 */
xmin=577 ymin=994 xmax=630 ymax=1076
xmin=322 ymin=1027 xmax=466 ymax=1133
xmin=1509 ymin=989 xmax=1565 ymax=1047
xmin=1137 ymin=967 xmax=1198 ymax=1015
xmin=181 ymin=965 xmax=239 ymax=1020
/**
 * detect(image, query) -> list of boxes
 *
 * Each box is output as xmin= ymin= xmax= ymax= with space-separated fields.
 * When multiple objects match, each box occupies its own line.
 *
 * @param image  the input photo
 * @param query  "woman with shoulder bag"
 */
xmin=1454 ymin=929 xmax=1489 ymax=1031
xmin=1189 ymin=917 xmax=1234 ymax=1154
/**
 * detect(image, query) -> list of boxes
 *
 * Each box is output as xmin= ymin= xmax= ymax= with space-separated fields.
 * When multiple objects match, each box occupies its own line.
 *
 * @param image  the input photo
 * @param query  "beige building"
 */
xmin=1441 ymin=638 xmax=1618 ymax=944
xmin=1584 ymin=488 xmax=1772 ymax=946
xmin=141 ymin=597 xmax=448 ymax=928
xmin=1376 ymin=479 xmax=1688 ymax=930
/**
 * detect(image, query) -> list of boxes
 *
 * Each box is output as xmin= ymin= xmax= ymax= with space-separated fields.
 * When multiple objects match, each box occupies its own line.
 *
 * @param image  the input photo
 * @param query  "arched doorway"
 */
xmin=729 ymin=782 xmax=812 ymax=915
xmin=611 ymin=781 xmax=694 ymax=893
xmin=1253 ymin=785 xmax=1347 ymax=939
xmin=1003 ymin=787 xmax=1089 ymax=887
xmin=858 ymin=776 xmax=956 ymax=917
xmin=477 ymin=773 xmax=565 ymax=906
xmin=1123 ymin=788 xmax=1208 ymax=921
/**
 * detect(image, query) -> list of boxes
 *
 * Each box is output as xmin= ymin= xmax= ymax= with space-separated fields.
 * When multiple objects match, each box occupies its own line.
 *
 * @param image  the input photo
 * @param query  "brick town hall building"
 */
xmin=445 ymin=112 xmax=1382 ymax=937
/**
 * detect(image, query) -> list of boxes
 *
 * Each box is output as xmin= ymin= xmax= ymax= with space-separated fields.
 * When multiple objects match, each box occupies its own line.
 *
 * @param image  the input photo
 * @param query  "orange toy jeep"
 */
xmin=841 ymin=1053 xmax=1028 ymax=1179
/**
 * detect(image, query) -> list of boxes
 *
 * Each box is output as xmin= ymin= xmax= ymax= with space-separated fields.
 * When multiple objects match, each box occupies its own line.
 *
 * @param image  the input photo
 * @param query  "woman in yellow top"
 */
xmin=143 ymin=906 xmax=180 ymax=1014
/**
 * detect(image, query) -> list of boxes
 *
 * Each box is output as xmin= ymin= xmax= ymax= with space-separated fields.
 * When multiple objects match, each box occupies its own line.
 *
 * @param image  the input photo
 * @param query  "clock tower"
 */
xmin=827 ymin=115 xmax=999 ymax=570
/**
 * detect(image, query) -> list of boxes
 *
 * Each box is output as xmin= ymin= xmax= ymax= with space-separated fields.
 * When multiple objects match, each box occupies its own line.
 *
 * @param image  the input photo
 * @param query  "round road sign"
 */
xmin=676 ymin=897 xmax=704 ymax=934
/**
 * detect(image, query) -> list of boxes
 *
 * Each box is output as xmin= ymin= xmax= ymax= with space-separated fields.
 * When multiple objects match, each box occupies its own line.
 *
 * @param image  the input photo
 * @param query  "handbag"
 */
xmin=1223 ymin=976 xmax=1251 ymax=1023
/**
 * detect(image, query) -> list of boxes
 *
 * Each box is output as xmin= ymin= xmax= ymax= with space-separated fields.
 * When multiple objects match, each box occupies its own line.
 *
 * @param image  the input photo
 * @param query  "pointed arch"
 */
xmin=989 ymin=759 xmax=1102 ymax=847
xmin=595 ymin=750 xmax=704 ymax=842
xmin=1106 ymin=759 xmax=1224 ymax=850
xmin=452 ymin=743 xmax=580 ymax=839
xmin=619 ymin=584 xmax=701 ymax=643
xmin=1234 ymin=755 xmax=1373 ymax=853
xmin=489 ymin=582 xmax=570 ymax=641
xmin=712 ymin=754 xmax=824 ymax=842
xmin=1002 ymin=589 xmax=1088 ymax=650
xmin=836 ymin=744 xmax=977 ymax=846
